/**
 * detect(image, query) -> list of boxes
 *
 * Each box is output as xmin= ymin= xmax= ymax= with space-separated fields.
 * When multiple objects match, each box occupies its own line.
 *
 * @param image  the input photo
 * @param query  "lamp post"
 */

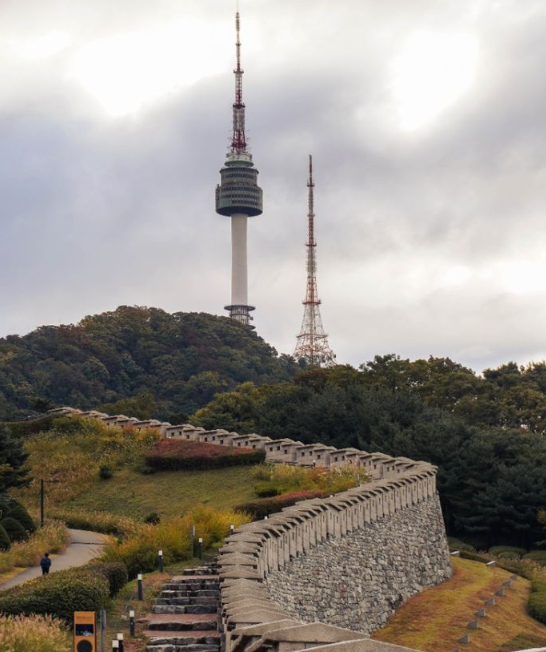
xmin=40 ymin=478 xmax=60 ymax=527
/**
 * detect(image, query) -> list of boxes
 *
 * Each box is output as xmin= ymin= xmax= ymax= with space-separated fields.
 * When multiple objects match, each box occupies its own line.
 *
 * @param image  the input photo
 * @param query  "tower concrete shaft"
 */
xmin=215 ymin=11 xmax=263 ymax=327
xmin=294 ymin=156 xmax=336 ymax=367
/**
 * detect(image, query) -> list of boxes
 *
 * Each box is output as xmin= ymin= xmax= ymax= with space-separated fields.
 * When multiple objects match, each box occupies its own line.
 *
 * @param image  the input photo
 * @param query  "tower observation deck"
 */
xmin=215 ymin=11 xmax=263 ymax=327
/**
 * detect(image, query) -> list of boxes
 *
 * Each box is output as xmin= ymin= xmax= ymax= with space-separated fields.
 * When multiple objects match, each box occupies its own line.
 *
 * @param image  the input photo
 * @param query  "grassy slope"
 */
xmin=372 ymin=557 xmax=546 ymax=652
xmin=64 ymin=466 xmax=257 ymax=520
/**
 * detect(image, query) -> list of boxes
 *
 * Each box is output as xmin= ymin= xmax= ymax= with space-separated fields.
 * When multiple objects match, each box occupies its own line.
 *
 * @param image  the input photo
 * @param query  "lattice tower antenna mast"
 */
xmin=215 ymin=10 xmax=263 ymax=328
xmin=294 ymin=156 xmax=336 ymax=367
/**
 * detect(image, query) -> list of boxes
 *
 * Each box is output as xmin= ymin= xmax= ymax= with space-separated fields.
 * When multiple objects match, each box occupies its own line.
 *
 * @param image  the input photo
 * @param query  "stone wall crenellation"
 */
xmin=48 ymin=406 xmax=452 ymax=652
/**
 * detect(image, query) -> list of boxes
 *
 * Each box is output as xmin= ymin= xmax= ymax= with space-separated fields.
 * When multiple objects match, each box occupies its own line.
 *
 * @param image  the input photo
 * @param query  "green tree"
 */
xmin=0 ymin=426 xmax=30 ymax=493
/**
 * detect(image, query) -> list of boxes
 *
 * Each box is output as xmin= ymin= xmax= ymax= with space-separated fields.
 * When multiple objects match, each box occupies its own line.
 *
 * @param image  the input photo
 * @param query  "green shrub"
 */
xmin=236 ymin=490 xmax=324 ymax=519
xmin=531 ymin=579 xmax=546 ymax=594
xmin=524 ymin=551 xmax=546 ymax=562
xmin=98 ymin=465 xmax=113 ymax=480
xmin=447 ymin=537 xmax=476 ymax=552
xmin=0 ymin=567 xmax=109 ymax=623
xmin=459 ymin=549 xmax=491 ymax=564
xmin=489 ymin=545 xmax=527 ymax=559
xmin=254 ymin=481 xmax=280 ymax=498
xmin=7 ymin=505 xmax=36 ymax=534
xmin=0 ymin=524 xmax=10 ymax=550
xmin=528 ymin=590 xmax=546 ymax=625
xmin=144 ymin=512 xmax=160 ymax=525
xmin=87 ymin=562 xmax=128 ymax=597
xmin=1 ymin=517 xmax=28 ymax=543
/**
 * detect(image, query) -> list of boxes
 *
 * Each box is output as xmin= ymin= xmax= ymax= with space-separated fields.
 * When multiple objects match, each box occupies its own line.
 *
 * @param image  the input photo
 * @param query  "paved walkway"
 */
xmin=0 ymin=528 xmax=107 ymax=591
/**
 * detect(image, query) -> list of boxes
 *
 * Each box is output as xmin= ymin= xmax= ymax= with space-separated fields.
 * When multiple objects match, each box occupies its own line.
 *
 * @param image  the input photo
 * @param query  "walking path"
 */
xmin=0 ymin=528 xmax=107 ymax=591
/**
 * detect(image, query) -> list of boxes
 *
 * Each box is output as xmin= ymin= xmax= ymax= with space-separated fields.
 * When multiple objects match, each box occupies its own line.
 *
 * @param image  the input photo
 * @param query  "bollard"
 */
xmin=112 ymin=640 xmax=119 ymax=651
xmin=191 ymin=525 xmax=196 ymax=557
xmin=137 ymin=574 xmax=143 ymax=601
xmin=198 ymin=537 xmax=203 ymax=560
xmin=100 ymin=608 xmax=107 ymax=652
xmin=117 ymin=633 xmax=124 ymax=652
xmin=264 ymin=515 xmax=268 ymax=520
xmin=230 ymin=524 xmax=235 ymax=536
xmin=129 ymin=610 xmax=135 ymax=637
xmin=158 ymin=549 xmax=164 ymax=573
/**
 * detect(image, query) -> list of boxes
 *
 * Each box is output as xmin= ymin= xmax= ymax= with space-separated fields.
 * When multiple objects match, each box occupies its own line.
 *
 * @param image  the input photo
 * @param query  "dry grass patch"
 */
xmin=372 ymin=558 xmax=546 ymax=652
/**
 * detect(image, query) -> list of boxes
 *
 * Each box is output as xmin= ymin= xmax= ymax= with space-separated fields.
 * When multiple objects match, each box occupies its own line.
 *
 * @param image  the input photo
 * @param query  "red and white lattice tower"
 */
xmin=294 ymin=156 xmax=336 ymax=367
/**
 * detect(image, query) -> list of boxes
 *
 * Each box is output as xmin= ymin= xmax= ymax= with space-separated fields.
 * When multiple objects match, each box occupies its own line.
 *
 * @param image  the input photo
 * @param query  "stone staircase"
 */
xmin=145 ymin=564 xmax=221 ymax=652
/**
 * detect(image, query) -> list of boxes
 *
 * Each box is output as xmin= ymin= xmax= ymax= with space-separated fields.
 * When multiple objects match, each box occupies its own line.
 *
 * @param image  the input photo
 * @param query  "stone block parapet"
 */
xmin=48 ymin=407 xmax=451 ymax=652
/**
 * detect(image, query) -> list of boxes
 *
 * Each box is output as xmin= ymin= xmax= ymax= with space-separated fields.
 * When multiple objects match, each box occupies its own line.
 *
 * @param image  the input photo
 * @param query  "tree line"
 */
xmin=192 ymin=356 xmax=546 ymax=548
xmin=0 ymin=306 xmax=296 ymax=422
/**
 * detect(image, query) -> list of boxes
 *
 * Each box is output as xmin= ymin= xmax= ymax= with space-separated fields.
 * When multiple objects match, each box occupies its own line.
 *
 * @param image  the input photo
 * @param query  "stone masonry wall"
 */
xmin=265 ymin=493 xmax=451 ymax=634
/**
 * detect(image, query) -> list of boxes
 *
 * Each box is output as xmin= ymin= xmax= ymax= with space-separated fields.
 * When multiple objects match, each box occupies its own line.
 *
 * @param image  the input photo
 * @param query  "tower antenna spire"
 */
xmin=216 ymin=7 xmax=263 ymax=328
xmin=232 ymin=8 xmax=247 ymax=152
xmin=294 ymin=156 xmax=336 ymax=367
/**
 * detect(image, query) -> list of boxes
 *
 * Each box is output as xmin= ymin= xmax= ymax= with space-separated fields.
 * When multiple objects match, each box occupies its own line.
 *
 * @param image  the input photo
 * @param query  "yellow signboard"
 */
xmin=74 ymin=611 xmax=96 ymax=652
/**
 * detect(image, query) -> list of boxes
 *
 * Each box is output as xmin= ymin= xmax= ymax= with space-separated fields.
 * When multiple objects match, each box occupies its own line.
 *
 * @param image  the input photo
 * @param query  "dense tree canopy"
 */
xmin=0 ymin=307 xmax=297 ymax=421
xmin=192 ymin=358 xmax=546 ymax=547
xmin=0 ymin=425 xmax=30 ymax=494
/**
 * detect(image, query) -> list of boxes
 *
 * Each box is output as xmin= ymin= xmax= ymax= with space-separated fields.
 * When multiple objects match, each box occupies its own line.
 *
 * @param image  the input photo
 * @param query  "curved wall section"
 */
xmin=266 ymin=493 xmax=451 ymax=633
xmin=50 ymin=406 xmax=452 ymax=652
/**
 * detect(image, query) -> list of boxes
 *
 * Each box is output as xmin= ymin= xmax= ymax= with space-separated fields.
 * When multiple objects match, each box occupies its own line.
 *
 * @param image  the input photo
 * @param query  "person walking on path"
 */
xmin=39 ymin=552 xmax=51 ymax=575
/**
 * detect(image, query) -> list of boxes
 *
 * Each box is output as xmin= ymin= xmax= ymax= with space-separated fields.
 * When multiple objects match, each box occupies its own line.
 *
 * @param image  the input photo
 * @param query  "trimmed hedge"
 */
xmin=0 ymin=524 xmax=10 ymax=550
xmin=237 ymin=490 xmax=324 ymax=519
xmin=489 ymin=545 xmax=527 ymax=559
xmin=1 ymin=517 xmax=28 ymax=543
xmin=7 ymin=506 xmax=36 ymax=534
xmin=146 ymin=439 xmax=265 ymax=471
xmin=459 ymin=550 xmax=491 ymax=564
xmin=0 ymin=567 xmax=109 ymax=623
xmin=87 ymin=562 xmax=128 ymax=597
xmin=528 ymin=580 xmax=546 ymax=625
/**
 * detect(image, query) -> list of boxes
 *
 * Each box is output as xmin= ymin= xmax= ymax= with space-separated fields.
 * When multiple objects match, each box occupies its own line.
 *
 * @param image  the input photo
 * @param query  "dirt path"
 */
xmin=0 ymin=528 xmax=107 ymax=591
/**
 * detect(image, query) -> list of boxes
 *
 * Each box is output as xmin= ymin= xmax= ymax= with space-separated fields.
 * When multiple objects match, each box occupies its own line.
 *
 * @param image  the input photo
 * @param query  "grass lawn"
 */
xmin=65 ymin=466 xmax=258 ymax=520
xmin=372 ymin=557 xmax=546 ymax=652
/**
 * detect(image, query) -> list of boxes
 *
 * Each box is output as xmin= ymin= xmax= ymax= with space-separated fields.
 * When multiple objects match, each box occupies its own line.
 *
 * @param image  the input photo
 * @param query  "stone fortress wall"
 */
xmin=49 ymin=406 xmax=453 ymax=652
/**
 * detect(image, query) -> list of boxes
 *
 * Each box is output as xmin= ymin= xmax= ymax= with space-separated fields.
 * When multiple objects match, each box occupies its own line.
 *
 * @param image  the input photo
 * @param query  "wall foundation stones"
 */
xmin=265 ymin=495 xmax=452 ymax=634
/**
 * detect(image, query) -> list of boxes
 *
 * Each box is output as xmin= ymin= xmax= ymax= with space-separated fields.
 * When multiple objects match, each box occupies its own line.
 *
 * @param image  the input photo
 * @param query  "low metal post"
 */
xmin=100 ymin=608 xmax=107 ymax=652
xmin=229 ymin=524 xmax=234 ymax=536
xmin=117 ymin=633 xmax=124 ymax=652
xmin=198 ymin=537 xmax=203 ymax=560
xmin=158 ymin=549 xmax=164 ymax=572
xmin=112 ymin=640 xmax=119 ymax=651
xmin=191 ymin=525 xmax=196 ymax=557
xmin=40 ymin=479 xmax=45 ymax=527
xmin=137 ymin=574 xmax=143 ymax=601
xmin=129 ymin=610 xmax=135 ymax=637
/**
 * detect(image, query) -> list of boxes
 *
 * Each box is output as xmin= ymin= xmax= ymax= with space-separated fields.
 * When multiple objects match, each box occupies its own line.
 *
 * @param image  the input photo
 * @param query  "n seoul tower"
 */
xmin=215 ymin=11 xmax=263 ymax=327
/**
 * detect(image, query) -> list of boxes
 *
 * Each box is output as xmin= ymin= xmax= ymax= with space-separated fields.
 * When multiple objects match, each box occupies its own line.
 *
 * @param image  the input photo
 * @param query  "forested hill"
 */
xmin=0 ymin=306 xmax=297 ymax=421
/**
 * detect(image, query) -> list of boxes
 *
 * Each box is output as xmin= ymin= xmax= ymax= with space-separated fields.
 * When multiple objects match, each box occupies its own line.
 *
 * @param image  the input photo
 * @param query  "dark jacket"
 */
xmin=40 ymin=556 xmax=51 ymax=570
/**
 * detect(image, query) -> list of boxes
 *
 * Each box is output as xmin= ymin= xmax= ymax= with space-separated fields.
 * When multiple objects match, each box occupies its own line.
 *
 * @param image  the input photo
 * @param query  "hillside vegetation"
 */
xmin=372 ymin=557 xmax=546 ymax=652
xmin=0 ymin=306 xmax=296 ymax=421
xmin=191 ymin=362 xmax=546 ymax=548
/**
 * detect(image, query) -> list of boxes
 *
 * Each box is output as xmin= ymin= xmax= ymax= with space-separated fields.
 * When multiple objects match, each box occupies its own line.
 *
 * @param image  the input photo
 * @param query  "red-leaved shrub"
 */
xmin=145 ymin=439 xmax=265 ymax=471
xmin=236 ymin=490 xmax=324 ymax=519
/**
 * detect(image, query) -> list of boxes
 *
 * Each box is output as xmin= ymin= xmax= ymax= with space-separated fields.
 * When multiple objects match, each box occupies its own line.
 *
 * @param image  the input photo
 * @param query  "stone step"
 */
xmin=164 ymin=581 xmax=219 ymax=590
xmin=144 ymin=631 xmax=219 ymax=642
xmin=145 ymin=615 xmax=217 ymax=632
xmin=147 ymin=646 xmax=220 ymax=652
xmin=161 ymin=590 xmax=220 ymax=598
xmin=152 ymin=605 xmax=217 ymax=615
xmin=157 ymin=597 xmax=218 ymax=606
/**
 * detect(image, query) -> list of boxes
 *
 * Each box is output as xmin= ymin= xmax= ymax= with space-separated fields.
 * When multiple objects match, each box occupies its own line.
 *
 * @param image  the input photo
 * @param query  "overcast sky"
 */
xmin=1 ymin=0 xmax=546 ymax=372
